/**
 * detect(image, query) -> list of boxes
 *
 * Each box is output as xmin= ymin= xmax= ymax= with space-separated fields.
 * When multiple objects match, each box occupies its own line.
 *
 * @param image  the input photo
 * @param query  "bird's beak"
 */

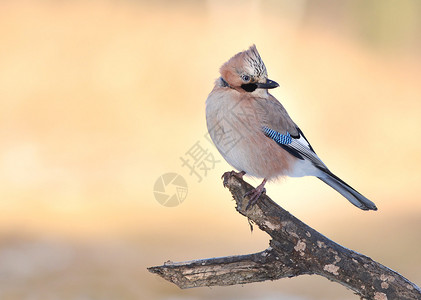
xmin=256 ymin=79 xmax=279 ymax=89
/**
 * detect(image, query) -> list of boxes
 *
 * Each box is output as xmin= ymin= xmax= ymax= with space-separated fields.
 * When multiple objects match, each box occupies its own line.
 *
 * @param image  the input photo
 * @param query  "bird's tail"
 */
xmin=317 ymin=171 xmax=377 ymax=211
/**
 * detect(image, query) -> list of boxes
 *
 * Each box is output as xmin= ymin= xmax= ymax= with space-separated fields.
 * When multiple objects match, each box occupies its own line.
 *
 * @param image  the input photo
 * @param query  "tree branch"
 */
xmin=148 ymin=172 xmax=421 ymax=299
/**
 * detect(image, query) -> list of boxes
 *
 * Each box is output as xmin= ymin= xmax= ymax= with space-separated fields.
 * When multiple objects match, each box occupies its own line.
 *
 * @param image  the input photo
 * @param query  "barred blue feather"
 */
xmin=262 ymin=126 xmax=292 ymax=145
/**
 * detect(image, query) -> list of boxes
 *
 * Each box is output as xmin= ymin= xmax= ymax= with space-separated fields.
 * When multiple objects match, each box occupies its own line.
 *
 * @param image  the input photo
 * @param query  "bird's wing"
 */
xmin=257 ymin=95 xmax=377 ymax=211
xmin=259 ymin=95 xmax=327 ymax=171
xmin=258 ymin=94 xmax=299 ymax=138
xmin=262 ymin=126 xmax=327 ymax=171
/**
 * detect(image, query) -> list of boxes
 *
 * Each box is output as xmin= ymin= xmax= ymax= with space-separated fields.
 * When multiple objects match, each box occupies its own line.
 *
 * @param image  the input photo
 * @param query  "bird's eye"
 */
xmin=241 ymin=74 xmax=250 ymax=82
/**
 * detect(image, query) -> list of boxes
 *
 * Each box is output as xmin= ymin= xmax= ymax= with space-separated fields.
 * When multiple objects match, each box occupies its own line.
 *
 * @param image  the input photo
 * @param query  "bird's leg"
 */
xmin=244 ymin=178 xmax=267 ymax=210
xmin=222 ymin=170 xmax=246 ymax=187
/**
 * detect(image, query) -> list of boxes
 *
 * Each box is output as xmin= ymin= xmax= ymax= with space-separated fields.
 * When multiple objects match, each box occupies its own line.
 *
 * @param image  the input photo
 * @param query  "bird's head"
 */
xmin=219 ymin=45 xmax=279 ymax=93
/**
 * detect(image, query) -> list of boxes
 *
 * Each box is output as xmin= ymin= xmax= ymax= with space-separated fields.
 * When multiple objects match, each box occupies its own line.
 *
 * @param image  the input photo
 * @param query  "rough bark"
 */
xmin=148 ymin=172 xmax=421 ymax=300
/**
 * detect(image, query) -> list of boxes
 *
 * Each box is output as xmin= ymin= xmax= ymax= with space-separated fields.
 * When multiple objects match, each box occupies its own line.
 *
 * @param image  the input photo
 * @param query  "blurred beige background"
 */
xmin=0 ymin=0 xmax=420 ymax=299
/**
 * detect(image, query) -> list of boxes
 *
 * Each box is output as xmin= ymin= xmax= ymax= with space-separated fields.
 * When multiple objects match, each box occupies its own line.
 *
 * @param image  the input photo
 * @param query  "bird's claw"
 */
xmin=222 ymin=170 xmax=246 ymax=187
xmin=244 ymin=187 xmax=266 ymax=210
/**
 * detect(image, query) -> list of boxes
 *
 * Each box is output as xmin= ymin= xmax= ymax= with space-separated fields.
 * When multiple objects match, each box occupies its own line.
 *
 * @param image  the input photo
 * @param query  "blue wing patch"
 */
xmin=262 ymin=126 xmax=326 ymax=166
xmin=262 ymin=126 xmax=304 ymax=160
xmin=262 ymin=126 xmax=292 ymax=145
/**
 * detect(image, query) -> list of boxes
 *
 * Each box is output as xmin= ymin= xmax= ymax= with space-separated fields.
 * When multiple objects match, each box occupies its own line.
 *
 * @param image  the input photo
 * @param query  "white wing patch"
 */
xmin=294 ymin=134 xmax=312 ymax=151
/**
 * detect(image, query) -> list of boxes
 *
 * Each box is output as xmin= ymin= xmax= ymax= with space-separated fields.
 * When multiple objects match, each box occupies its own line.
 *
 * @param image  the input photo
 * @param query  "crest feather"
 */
xmin=219 ymin=45 xmax=268 ymax=87
xmin=243 ymin=45 xmax=267 ymax=78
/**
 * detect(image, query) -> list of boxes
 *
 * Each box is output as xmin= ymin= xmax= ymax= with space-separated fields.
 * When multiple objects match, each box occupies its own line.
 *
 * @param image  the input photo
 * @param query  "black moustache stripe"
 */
xmin=241 ymin=83 xmax=257 ymax=92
